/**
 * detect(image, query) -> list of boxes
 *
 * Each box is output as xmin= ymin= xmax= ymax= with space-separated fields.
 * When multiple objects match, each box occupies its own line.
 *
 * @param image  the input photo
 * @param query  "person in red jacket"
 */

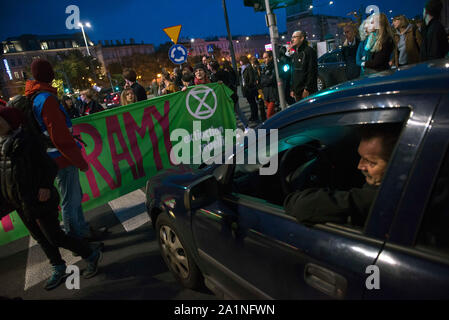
xmin=24 ymin=59 xmax=106 ymax=243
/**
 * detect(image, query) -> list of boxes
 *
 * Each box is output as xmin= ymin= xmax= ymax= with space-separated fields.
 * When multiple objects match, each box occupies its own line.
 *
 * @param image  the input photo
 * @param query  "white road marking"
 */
xmin=23 ymin=189 xmax=149 ymax=290
xmin=108 ymin=189 xmax=150 ymax=232
xmin=24 ymin=236 xmax=81 ymax=291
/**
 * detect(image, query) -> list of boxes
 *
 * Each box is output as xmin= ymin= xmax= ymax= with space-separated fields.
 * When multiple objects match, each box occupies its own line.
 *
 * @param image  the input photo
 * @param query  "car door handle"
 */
xmin=304 ymin=263 xmax=347 ymax=299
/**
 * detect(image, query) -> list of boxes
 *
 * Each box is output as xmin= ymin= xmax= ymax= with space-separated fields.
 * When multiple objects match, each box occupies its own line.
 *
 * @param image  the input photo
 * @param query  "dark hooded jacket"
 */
xmin=0 ymin=122 xmax=59 ymax=219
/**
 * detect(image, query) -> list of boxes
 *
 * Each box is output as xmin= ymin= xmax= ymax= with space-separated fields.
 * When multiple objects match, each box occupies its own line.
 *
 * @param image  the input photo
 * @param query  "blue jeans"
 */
xmin=56 ymin=166 xmax=90 ymax=239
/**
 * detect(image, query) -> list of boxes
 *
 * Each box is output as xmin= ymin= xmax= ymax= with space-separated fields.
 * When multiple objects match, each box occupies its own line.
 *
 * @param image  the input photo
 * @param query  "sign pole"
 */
xmin=264 ymin=0 xmax=287 ymax=110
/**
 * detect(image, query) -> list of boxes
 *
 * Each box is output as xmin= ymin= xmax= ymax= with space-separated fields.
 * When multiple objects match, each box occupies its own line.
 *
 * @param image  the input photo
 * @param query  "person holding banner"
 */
xmin=0 ymin=106 xmax=102 ymax=290
xmin=24 ymin=59 xmax=107 ymax=243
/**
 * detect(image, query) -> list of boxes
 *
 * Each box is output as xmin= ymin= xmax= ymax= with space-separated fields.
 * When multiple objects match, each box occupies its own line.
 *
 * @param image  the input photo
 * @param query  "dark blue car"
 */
xmin=145 ymin=60 xmax=449 ymax=299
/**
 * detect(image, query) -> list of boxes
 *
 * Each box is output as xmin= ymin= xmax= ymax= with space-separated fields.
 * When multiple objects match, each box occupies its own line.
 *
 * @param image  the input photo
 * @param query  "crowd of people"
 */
xmin=342 ymin=0 xmax=448 ymax=79
xmin=0 ymin=0 xmax=447 ymax=294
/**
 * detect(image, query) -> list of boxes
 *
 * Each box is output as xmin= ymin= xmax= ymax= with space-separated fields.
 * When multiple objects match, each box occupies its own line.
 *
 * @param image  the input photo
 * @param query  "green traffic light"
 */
xmin=283 ymin=64 xmax=290 ymax=72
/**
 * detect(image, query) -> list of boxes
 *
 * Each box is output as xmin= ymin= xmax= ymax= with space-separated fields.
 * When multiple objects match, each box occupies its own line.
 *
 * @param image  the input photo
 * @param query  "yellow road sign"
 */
xmin=163 ymin=25 xmax=182 ymax=44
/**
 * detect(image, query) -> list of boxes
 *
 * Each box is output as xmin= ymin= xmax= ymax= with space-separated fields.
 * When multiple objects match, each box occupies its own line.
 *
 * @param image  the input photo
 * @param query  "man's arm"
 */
xmin=284 ymin=184 xmax=378 ymax=226
xmin=41 ymin=96 xmax=88 ymax=171
xmin=304 ymin=48 xmax=318 ymax=93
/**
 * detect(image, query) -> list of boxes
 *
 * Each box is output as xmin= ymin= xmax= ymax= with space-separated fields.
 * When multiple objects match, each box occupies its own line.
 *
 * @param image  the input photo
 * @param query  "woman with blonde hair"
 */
xmin=120 ymin=87 xmax=137 ymax=106
xmin=79 ymin=88 xmax=104 ymax=116
xmin=391 ymin=15 xmax=422 ymax=67
xmin=362 ymin=13 xmax=395 ymax=73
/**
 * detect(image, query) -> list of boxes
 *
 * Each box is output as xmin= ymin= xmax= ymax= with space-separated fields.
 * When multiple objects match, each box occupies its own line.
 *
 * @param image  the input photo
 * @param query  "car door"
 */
xmin=364 ymin=94 xmax=449 ymax=299
xmin=191 ymin=103 xmax=427 ymax=299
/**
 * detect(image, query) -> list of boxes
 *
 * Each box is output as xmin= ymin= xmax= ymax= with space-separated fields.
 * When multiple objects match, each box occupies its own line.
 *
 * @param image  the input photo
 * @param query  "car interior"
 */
xmin=231 ymin=125 xmax=366 ymax=208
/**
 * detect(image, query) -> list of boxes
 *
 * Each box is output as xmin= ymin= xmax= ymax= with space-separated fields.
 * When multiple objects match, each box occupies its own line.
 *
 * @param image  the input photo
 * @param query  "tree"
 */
xmin=47 ymin=51 xmax=104 ymax=91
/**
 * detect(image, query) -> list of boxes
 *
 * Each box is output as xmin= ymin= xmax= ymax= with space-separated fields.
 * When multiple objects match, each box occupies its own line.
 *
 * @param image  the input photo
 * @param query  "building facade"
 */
xmin=0 ymin=33 xmax=93 ymax=99
xmin=0 ymin=33 xmax=155 ymax=99
xmin=95 ymin=39 xmax=155 ymax=68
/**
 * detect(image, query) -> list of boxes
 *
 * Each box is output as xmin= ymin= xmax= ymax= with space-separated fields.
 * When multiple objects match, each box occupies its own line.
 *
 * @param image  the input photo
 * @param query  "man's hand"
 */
xmin=38 ymin=188 xmax=51 ymax=202
xmin=302 ymin=89 xmax=310 ymax=98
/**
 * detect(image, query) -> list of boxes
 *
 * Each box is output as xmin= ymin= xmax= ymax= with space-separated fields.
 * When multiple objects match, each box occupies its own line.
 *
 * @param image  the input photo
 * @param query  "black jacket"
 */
xmin=284 ymin=183 xmax=378 ymax=227
xmin=131 ymin=82 xmax=148 ymax=101
xmin=420 ymin=18 xmax=449 ymax=61
xmin=0 ymin=128 xmax=60 ymax=219
xmin=80 ymin=99 xmax=104 ymax=116
xmin=290 ymin=42 xmax=318 ymax=95
xmin=241 ymin=64 xmax=258 ymax=97
xmin=342 ymin=38 xmax=361 ymax=80
xmin=260 ymin=60 xmax=278 ymax=103
xmin=364 ymin=37 xmax=394 ymax=72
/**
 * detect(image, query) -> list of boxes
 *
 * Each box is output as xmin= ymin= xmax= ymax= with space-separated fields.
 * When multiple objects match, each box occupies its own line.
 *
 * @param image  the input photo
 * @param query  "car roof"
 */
xmin=266 ymin=59 xmax=449 ymax=128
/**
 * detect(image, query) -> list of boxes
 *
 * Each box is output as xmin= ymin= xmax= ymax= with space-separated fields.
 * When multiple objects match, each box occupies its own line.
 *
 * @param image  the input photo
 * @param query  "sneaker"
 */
xmin=44 ymin=264 xmax=68 ymax=291
xmin=84 ymin=226 xmax=109 ymax=241
xmin=73 ymin=241 xmax=104 ymax=257
xmin=83 ymin=249 xmax=103 ymax=279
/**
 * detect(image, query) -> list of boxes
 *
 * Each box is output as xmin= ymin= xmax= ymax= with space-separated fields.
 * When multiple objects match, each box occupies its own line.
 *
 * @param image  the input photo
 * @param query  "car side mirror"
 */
xmin=184 ymin=175 xmax=219 ymax=211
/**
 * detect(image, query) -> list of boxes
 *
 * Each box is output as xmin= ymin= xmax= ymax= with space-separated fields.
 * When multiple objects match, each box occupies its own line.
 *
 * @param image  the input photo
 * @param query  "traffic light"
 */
xmin=115 ymin=86 xmax=119 ymax=91
xmin=243 ymin=0 xmax=302 ymax=12
xmin=278 ymin=45 xmax=291 ymax=78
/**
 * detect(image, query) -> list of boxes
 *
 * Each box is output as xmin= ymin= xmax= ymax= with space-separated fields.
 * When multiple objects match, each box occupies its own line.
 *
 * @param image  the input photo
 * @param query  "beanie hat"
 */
xmin=0 ymin=106 xmax=24 ymax=131
xmin=31 ymin=59 xmax=55 ymax=83
xmin=194 ymin=63 xmax=206 ymax=72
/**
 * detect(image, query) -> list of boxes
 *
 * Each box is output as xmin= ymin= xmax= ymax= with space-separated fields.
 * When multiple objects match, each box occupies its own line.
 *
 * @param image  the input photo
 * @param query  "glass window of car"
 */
xmin=415 ymin=147 xmax=449 ymax=257
xmin=230 ymin=109 xmax=409 ymax=233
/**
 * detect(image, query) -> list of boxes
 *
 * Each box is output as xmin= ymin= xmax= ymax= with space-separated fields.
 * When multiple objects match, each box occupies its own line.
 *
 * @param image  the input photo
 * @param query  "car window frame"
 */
xmin=384 ymin=93 xmax=449 ymax=262
xmin=225 ymin=107 xmax=411 ymax=239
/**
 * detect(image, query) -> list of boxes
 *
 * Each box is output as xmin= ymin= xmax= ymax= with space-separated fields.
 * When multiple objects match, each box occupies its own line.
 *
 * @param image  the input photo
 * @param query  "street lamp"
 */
xmin=191 ymin=38 xmax=195 ymax=42
xmin=78 ymin=22 xmax=91 ymax=56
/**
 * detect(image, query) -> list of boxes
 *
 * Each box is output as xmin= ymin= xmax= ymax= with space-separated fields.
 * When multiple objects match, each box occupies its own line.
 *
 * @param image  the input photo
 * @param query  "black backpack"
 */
xmin=7 ymin=92 xmax=55 ymax=149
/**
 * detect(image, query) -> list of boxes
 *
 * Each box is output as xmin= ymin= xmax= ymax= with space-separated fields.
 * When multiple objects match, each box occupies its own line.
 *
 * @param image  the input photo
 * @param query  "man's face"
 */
xmin=263 ymin=53 xmax=272 ymax=65
xmin=0 ymin=116 xmax=11 ymax=136
xmin=357 ymin=137 xmax=389 ymax=186
xmin=195 ymin=68 xmax=206 ymax=80
xmin=344 ymin=27 xmax=355 ymax=42
xmin=291 ymin=32 xmax=304 ymax=47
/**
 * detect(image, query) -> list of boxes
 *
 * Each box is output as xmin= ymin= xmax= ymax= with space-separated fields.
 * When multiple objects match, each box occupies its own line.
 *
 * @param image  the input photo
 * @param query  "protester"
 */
xmin=239 ymin=55 xmax=259 ymax=122
xmin=391 ymin=15 xmax=422 ymax=67
xmin=0 ymin=105 xmax=102 ymax=290
xmin=342 ymin=24 xmax=361 ymax=80
xmin=260 ymin=51 xmax=278 ymax=119
xmin=180 ymin=73 xmax=195 ymax=92
xmin=420 ymin=0 xmax=449 ymax=61
xmin=80 ymin=88 xmax=104 ymax=116
xmin=120 ymin=87 xmax=137 ymax=106
xmin=150 ymin=79 xmax=159 ymax=97
xmin=289 ymin=30 xmax=318 ymax=101
xmin=24 ymin=59 xmax=107 ymax=243
xmin=159 ymin=74 xmax=177 ymax=95
xmin=61 ymin=95 xmax=80 ymax=119
xmin=356 ymin=19 xmax=372 ymax=76
xmin=123 ymin=68 xmax=147 ymax=101
xmin=208 ymin=60 xmax=231 ymax=86
xmin=193 ymin=64 xmax=211 ymax=85
xmin=362 ymin=13 xmax=395 ymax=73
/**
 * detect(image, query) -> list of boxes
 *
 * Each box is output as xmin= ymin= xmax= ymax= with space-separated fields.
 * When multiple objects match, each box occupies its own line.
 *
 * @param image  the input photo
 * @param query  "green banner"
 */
xmin=0 ymin=83 xmax=236 ymax=246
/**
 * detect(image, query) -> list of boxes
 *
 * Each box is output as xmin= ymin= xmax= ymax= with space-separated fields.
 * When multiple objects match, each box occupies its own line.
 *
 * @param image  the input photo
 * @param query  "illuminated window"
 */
xmin=41 ymin=42 xmax=48 ymax=50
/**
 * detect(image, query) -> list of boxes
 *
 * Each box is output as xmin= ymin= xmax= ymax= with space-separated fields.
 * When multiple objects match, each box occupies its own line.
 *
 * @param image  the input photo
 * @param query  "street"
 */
xmin=0 ymin=93 xmax=253 ymax=300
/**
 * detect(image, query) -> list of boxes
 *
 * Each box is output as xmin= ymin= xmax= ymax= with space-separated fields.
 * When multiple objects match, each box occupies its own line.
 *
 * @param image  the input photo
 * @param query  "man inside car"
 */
xmin=284 ymin=124 xmax=401 ymax=227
